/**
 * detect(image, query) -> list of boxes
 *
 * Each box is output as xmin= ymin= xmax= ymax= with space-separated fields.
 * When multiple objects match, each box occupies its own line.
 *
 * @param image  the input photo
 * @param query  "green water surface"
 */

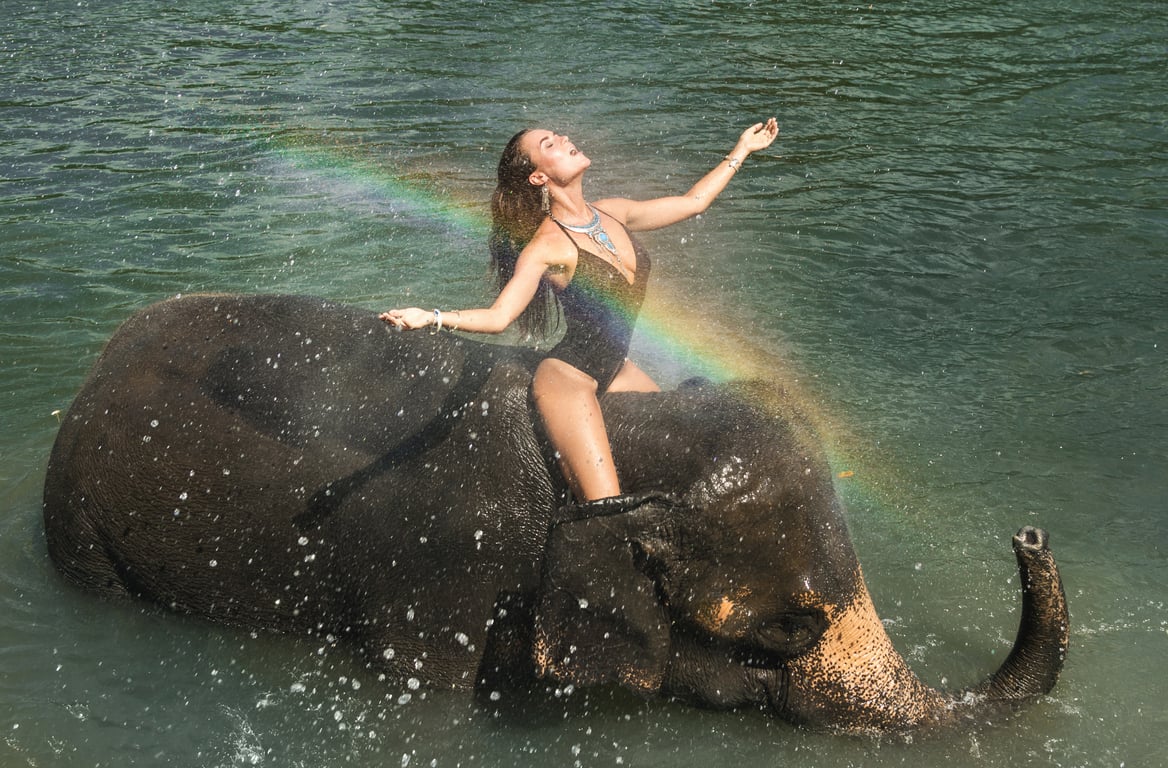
xmin=2 ymin=1 xmax=1165 ymax=765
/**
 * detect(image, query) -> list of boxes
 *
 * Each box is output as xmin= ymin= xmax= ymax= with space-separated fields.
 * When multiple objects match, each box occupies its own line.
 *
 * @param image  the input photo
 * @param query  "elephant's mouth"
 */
xmin=755 ymin=665 xmax=791 ymax=716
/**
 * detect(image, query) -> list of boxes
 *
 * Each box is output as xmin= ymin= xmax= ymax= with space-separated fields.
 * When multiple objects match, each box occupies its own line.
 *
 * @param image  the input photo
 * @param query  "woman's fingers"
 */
xmin=745 ymin=118 xmax=778 ymax=150
xmin=379 ymin=309 xmax=410 ymax=327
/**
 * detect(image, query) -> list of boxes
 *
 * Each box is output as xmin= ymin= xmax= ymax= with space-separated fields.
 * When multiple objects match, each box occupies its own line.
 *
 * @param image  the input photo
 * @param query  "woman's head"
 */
xmin=490 ymin=127 xmax=589 ymax=229
xmin=518 ymin=130 xmax=589 ymax=187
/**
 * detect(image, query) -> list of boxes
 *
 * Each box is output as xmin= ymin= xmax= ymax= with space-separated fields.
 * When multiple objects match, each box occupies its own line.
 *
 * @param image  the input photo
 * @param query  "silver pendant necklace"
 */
xmin=552 ymin=204 xmax=624 ymax=268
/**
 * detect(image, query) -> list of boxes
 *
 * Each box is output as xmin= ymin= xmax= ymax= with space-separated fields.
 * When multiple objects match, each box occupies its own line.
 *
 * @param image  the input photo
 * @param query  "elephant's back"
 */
xmin=79 ymin=293 xmax=490 ymax=448
xmin=43 ymin=294 xmax=553 ymax=639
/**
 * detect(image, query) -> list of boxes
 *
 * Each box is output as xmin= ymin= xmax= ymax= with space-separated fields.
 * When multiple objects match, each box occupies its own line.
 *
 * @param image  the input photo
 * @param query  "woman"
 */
xmin=382 ymin=118 xmax=779 ymax=512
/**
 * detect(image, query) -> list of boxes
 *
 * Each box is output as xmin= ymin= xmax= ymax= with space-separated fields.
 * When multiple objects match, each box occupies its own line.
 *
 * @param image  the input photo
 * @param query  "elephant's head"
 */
xmin=528 ymin=387 xmax=1069 ymax=733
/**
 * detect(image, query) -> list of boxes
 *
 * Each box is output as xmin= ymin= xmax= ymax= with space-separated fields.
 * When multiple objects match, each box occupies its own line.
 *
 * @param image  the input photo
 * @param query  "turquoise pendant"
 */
xmin=555 ymin=204 xmax=624 ymax=267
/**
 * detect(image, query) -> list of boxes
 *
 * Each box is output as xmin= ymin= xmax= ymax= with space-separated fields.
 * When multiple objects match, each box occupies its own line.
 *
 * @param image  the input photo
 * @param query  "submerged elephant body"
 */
xmin=43 ymin=294 xmax=1068 ymax=732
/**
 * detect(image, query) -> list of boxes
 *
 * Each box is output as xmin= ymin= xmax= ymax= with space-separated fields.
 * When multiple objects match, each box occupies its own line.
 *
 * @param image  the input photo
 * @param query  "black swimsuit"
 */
xmin=545 ymin=219 xmax=651 ymax=393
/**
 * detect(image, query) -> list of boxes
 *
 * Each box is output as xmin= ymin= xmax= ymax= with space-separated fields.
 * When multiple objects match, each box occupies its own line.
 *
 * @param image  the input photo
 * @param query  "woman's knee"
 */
xmin=607 ymin=359 xmax=660 ymax=393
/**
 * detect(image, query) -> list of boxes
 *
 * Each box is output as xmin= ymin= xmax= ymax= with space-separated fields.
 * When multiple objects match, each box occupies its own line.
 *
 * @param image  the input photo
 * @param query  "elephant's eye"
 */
xmin=753 ymin=609 xmax=828 ymax=657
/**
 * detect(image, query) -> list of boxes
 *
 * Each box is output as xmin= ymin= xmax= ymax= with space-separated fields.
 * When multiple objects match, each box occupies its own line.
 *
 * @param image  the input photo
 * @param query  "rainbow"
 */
xmin=261 ymin=137 xmax=893 ymax=512
xmin=265 ymin=136 xmax=487 ymax=239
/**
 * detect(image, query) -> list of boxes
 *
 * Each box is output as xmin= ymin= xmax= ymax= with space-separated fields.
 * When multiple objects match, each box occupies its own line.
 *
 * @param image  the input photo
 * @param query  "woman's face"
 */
xmin=521 ymin=129 xmax=590 ymax=186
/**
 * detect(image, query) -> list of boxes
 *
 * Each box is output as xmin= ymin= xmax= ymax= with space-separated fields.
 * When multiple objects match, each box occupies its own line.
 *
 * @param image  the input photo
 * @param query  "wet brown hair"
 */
xmin=489 ymin=129 xmax=556 ymax=338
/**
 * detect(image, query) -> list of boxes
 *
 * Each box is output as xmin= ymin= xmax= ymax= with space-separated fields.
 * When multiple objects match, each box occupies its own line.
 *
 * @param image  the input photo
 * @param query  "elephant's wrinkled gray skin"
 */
xmin=43 ymin=294 xmax=1069 ymax=733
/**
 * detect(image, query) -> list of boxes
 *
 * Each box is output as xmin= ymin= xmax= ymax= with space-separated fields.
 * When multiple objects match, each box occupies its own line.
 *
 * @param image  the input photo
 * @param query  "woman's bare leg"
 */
xmin=605 ymin=359 xmax=660 ymax=393
xmin=532 ymin=358 xmax=621 ymax=502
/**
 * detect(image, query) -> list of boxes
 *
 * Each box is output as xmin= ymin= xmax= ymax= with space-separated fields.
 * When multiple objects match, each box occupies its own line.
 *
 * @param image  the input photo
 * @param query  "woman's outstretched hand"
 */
xmin=736 ymin=117 xmax=779 ymax=156
xmin=379 ymin=307 xmax=433 ymax=330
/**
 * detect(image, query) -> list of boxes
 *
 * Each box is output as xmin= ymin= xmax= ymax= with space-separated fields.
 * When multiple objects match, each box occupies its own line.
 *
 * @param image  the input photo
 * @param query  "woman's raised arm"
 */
xmin=611 ymin=118 xmax=778 ymax=232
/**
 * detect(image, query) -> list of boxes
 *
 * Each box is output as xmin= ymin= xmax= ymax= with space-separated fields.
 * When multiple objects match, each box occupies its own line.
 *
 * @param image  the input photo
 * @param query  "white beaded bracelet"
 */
xmin=432 ymin=308 xmax=443 ymax=333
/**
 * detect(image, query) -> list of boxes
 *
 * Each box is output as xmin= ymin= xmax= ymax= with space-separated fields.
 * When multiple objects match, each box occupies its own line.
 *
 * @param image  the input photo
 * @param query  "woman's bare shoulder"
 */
xmin=523 ymin=219 xmax=578 ymax=268
xmin=591 ymin=197 xmax=635 ymax=222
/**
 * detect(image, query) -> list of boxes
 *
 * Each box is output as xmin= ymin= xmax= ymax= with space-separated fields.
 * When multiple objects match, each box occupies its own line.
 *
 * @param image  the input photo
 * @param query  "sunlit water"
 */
xmin=3 ymin=1 xmax=1165 ymax=766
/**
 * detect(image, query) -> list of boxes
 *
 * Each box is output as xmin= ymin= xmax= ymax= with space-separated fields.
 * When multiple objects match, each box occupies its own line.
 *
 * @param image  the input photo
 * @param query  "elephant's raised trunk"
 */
xmin=779 ymin=526 xmax=1069 ymax=733
xmin=967 ymin=526 xmax=1069 ymax=701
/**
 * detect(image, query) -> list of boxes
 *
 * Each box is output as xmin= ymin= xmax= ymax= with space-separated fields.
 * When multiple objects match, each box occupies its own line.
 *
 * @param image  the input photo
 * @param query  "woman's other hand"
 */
xmin=379 ymin=307 xmax=433 ymax=330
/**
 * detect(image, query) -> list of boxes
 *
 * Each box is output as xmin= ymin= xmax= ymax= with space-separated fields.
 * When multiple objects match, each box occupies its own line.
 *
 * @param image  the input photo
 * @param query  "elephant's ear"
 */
xmin=533 ymin=500 xmax=674 ymax=695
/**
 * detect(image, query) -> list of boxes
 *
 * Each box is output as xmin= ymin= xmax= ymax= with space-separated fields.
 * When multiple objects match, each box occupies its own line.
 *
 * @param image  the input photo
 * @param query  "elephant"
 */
xmin=43 ymin=293 xmax=1069 ymax=733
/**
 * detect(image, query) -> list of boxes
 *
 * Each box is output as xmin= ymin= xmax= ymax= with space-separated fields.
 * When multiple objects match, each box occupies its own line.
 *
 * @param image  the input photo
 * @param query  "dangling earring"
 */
xmin=540 ymin=185 xmax=551 ymax=215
